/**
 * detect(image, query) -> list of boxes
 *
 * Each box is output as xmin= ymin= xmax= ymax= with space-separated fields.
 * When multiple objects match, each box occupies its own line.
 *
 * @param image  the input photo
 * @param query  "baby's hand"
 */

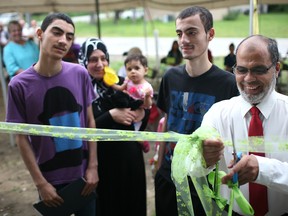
xmin=144 ymin=88 xmax=152 ymax=97
xmin=124 ymin=77 xmax=129 ymax=83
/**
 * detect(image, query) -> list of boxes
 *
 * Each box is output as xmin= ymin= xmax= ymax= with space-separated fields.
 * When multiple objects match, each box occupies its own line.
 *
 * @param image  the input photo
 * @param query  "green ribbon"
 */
xmin=227 ymin=180 xmax=254 ymax=216
xmin=171 ymin=126 xmax=255 ymax=216
xmin=0 ymin=122 xmax=287 ymax=152
xmin=207 ymin=170 xmax=228 ymax=210
xmin=171 ymin=126 xmax=222 ymax=216
xmin=208 ymin=171 xmax=254 ymax=216
xmin=0 ymin=122 xmax=185 ymax=142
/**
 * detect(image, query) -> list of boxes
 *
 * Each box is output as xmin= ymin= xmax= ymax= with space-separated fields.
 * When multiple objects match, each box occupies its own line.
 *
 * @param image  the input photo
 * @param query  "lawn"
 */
xmin=74 ymin=13 xmax=288 ymax=38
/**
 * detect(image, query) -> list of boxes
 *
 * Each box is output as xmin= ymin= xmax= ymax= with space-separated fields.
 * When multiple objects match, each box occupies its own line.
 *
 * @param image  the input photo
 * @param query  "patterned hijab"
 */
xmin=78 ymin=37 xmax=109 ymax=68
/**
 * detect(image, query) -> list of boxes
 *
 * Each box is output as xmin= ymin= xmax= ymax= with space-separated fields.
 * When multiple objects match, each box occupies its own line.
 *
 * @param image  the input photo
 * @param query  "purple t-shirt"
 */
xmin=6 ymin=61 xmax=95 ymax=185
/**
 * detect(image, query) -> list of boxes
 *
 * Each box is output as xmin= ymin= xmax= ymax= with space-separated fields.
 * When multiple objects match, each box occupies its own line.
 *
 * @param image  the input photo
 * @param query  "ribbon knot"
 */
xmin=203 ymin=184 xmax=227 ymax=210
xmin=172 ymin=126 xmax=254 ymax=216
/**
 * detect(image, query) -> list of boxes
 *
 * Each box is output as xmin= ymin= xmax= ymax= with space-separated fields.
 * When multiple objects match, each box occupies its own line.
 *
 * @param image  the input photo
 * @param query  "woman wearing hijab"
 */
xmin=79 ymin=38 xmax=148 ymax=216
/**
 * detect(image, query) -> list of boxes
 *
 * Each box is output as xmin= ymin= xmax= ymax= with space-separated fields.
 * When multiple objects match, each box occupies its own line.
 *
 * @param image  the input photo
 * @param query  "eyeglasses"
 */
xmin=232 ymin=63 xmax=274 ymax=76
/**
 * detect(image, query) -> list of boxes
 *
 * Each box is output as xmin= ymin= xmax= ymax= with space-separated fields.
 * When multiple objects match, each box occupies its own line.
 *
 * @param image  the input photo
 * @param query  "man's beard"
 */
xmin=238 ymin=73 xmax=276 ymax=105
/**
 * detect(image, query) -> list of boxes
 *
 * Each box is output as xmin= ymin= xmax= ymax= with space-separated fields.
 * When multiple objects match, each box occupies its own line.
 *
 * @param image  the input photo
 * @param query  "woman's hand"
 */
xmin=109 ymin=108 xmax=136 ymax=125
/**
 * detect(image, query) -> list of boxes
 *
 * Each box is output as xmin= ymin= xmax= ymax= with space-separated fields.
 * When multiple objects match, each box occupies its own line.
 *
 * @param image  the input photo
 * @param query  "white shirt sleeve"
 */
xmin=255 ymin=155 xmax=288 ymax=194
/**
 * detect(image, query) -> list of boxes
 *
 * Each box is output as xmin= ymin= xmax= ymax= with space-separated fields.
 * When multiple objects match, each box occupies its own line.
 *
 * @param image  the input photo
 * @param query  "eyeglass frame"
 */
xmin=232 ymin=63 xmax=275 ymax=76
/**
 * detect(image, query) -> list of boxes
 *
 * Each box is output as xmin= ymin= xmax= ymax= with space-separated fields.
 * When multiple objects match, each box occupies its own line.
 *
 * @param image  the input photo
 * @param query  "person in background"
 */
xmin=6 ymin=13 xmax=98 ymax=216
xmin=0 ymin=22 xmax=9 ymax=67
xmin=118 ymin=46 xmax=142 ymax=77
xmin=18 ymin=19 xmax=29 ymax=40
xmin=26 ymin=19 xmax=39 ymax=45
xmin=202 ymin=35 xmax=288 ymax=215
xmin=155 ymin=6 xmax=239 ymax=216
xmin=161 ymin=40 xmax=183 ymax=66
xmin=224 ymin=43 xmax=236 ymax=73
xmin=3 ymin=20 xmax=39 ymax=80
xmin=79 ymin=38 xmax=148 ymax=216
xmin=63 ymin=37 xmax=81 ymax=63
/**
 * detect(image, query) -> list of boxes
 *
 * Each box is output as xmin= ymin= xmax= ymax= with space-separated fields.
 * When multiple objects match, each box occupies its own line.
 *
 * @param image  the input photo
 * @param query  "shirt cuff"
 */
xmin=254 ymin=155 xmax=271 ymax=185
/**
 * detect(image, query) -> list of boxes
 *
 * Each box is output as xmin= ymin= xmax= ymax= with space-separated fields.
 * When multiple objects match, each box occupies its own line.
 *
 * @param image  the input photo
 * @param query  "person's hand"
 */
xmin=202 ymin=139 xmax=225 ymax=167
xmin=37 ymin=182 xmax=64 ymax=207
xmin=144 ymin=88 xmax=152 ymax=97
xmin=15 ymin=69 xmax=24 ymax=75
xmin=222 ymin=154 xmax=259 ymax=185
xmin=82 ymin=166 xmax=99 ymax=196
xmin=109 ymin=108 xmax=136 ymax=125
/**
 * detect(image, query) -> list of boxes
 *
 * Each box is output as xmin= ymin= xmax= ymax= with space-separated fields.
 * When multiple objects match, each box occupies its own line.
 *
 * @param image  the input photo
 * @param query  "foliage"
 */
xmin=211 ymin=13 xmax=287 ymax=37
xmin=268 ymin=4 xmax=288 ymax=12
xmin=223 ymin=10 xmax=240 ymax=21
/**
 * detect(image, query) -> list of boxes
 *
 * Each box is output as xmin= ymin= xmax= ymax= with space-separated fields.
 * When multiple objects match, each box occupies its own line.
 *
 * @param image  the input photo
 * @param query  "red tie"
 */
xmin=248 ymin=106 xmax=268 ymax=216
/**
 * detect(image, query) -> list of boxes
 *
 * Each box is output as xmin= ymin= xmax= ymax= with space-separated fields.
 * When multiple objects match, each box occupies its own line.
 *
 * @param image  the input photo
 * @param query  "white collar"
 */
xmin=240 ymin=90 xmax=277 ymax=120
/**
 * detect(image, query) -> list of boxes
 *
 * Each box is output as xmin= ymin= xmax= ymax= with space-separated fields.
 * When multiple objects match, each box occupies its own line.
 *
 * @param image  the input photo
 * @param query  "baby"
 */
xmin=112 ymin=54 xmax=153 ymax=153
xmin=112 ymin=53 xmax=153 ymax=110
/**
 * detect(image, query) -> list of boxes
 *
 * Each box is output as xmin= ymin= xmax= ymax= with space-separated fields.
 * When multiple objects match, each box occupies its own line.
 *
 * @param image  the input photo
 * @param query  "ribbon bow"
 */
xmin=171 ymin=126 xmax=254 ymax=216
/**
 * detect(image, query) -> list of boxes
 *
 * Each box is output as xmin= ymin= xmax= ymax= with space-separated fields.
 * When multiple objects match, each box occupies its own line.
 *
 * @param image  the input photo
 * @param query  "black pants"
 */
xmin=154 ymin=171 xmax=252 ymax=216
xmin=154 ymin=172 xmax=206 ymax=216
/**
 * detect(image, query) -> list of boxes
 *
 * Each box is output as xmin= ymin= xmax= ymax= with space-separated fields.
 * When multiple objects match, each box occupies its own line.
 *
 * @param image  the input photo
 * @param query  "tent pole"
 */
xmin=249 ymin=0 xmax=259 ymax=35
xmin=153 ymin=29 xmax=160 ymax=70
xmin=249 ymin=0 xmax=254 ymax=35
xmin=143 ymin=7 xmax=148 ymax=57
xmin=95 ymin=0 xmax=101 ymax=39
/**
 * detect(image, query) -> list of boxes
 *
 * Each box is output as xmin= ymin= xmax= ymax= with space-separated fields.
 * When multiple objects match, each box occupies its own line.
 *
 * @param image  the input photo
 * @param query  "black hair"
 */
xmin=124 ymin=53 xmax=148 ymax=68
xmin=176 ymin=6 xmax=213 ymax=33
xmin=7 ymin=20 xmax=21 ymax=33
xmin=41 ymin=13 xmax=75 ymax=32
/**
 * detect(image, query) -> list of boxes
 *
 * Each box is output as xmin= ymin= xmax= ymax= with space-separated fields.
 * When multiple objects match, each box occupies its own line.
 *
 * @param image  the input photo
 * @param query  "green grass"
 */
xmin=74 ymin=19 xmax=176 ymax=37
xmin=73 ymin=13 xmax=288 ymax=38
xmin=214 ymin=13 xmax=288 ymax=37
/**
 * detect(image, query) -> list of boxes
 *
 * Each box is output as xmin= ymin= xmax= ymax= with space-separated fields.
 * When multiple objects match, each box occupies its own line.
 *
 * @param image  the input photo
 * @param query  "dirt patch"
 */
xmin=0 ymin=86 xmax=156 ymax=216
xmin=0 ymin=136 xmax=38 ymax=216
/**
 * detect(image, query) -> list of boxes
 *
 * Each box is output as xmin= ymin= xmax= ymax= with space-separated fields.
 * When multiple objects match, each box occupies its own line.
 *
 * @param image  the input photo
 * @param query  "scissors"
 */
xmin=231 ymin=126 xmax=242 ymax=184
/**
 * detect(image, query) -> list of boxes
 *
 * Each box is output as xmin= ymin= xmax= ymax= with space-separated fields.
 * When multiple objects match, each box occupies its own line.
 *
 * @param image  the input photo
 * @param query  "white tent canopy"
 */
xmin=0 ymin=0 xmax=287 ymax=13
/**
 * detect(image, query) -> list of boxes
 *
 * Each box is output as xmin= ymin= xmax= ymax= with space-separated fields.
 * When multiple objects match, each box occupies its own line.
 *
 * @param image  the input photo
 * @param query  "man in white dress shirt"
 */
xmin=201 ymin=35 xmax=288 ymax=215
